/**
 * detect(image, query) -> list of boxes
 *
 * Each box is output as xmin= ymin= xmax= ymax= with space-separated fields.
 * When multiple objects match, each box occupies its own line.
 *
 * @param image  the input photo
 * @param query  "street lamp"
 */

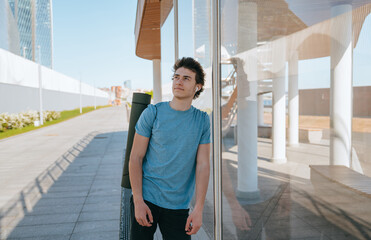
xmin=80 ymin=73 xmax=82 ymax=114
xmin=37 ymin=45 xmax=44 ymax=125
xmin=23 ymin=47 xmax=27 ymax=58
xmin=94 ymin=79 xmax=96 ymax=109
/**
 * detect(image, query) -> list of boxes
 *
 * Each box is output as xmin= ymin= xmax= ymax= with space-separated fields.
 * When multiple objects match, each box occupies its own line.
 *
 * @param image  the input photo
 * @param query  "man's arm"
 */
xmin=129 ymin=133 xmax=153 ymax=227
xmin=185 ymin=143 xmax=210 ymax=235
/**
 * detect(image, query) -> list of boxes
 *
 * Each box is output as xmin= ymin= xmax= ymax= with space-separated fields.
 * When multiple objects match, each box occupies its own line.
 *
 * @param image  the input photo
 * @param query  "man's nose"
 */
xmin=175 ymin=78 xmax=184 ymax=84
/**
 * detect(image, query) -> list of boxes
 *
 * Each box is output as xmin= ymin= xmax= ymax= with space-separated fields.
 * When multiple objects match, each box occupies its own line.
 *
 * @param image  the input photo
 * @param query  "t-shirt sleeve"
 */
xmin=200 ymin=112 xmax=211 ymax=144
xmin=135 ymin=104 xmax=156 ymax=138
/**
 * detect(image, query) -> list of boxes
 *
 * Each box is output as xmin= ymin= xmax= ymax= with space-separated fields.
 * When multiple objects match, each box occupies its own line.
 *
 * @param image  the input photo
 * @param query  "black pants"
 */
xmin=130 ymin=196 xmax=191 ymax=240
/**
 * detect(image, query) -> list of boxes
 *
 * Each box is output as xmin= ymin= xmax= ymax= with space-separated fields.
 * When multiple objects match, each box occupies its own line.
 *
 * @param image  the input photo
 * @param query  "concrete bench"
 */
xmin=299 ymin=128 xmax=322 ymax=143
xmin=310 ymin=165 xmax=371 ymax=198
xmin=257 ymin=125 xmax=322 ymax=144
xmin=258 ymin=125 xmax=271 ymax=138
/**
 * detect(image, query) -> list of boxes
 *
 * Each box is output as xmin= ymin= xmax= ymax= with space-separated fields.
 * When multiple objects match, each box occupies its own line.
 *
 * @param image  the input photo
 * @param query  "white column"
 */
xmin=236 ymin=1 xmax=259 ymax=199
xmin=272 ymin=39 xmax=287 ymax=163
xmin=330 ymin=4 xmax=352 ymax=167
xmin=288 ymin=52 xmax=299 ymax=146
xmin=258 ymin=94 xmax=264 ymax=126
xmin=152 ymin=59 xmax=162 ymax=104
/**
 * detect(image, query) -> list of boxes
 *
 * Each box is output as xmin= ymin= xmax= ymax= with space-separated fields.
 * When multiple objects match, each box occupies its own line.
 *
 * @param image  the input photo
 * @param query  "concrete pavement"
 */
xmin=0 ymin=106 xmax=211 ymax=240
xmin=0 ymin=106 xmax=128 ymax=239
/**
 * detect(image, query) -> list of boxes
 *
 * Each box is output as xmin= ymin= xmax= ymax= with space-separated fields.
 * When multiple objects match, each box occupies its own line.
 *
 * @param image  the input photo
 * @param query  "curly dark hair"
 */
xmin=172 ymin=57 xmax=206 ymax=99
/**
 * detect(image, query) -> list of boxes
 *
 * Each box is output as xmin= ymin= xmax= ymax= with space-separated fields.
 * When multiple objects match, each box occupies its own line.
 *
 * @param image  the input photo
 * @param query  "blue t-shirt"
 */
xmin=135 ymin=101 xmax=211 ymax=210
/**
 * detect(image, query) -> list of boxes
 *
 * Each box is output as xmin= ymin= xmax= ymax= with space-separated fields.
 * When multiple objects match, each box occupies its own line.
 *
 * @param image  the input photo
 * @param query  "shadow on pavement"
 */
xmin=0 ymin=130 xmax=127 ymax=240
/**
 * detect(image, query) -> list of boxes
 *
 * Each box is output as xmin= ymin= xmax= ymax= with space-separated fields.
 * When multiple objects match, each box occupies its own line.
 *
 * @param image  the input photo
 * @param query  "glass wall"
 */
xmin=159 ymin=0 xmax=371 ymax=239
xmin=219 ymin=1 xmax=371 ymax=239
xmin=160 ymin=0 xmax=214 ymax=238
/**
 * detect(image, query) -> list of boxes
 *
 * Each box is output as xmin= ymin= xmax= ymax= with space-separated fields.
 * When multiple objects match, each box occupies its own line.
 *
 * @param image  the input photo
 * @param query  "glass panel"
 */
xmin=35 ymin=0 xmax=52 ymax=67
xmin=353 ymin=14 xmax=371 ymax=178
xmin=186 ymin=0 xmax=214 ymax=237
xmin=220 ymin=1 xmax=371 ymax=239
xmin=160 ymin=0 xmax=214 ymax=238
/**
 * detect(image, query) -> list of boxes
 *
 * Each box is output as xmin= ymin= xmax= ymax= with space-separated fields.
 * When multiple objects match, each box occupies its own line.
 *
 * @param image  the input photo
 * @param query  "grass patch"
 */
xmin=0 ymin=105 xmax=111 ymax=140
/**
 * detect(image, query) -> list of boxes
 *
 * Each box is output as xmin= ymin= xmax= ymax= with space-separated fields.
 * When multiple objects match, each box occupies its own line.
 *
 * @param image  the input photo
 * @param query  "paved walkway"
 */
xmin=0 ymin=106 xmax=210 ymax=240
xmin=1 ymin=106 xmax=369 ymax=239
xmin=0 ymin=106 xmax=128 ymax=239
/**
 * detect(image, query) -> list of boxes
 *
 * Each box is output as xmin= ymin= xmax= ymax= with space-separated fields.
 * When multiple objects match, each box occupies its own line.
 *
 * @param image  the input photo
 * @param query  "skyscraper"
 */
xmin=193 ymin=0 xmax=211 ymax=68
xmin=0 ymin=0 xmax=20 ymax=54
xmin=0 ymin=0 xmax=52 ymax=68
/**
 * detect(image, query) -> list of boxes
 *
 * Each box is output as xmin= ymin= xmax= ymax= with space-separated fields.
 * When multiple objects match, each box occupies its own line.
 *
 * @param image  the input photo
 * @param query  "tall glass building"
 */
xmin=0 ymin=0 xmax=52 ymax=68
xmin=0 ymin=0 xmax=20 ymax=54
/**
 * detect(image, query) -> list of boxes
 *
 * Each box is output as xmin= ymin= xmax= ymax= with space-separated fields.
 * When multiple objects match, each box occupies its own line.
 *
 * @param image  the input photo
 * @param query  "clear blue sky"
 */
xmin=53 ymin=0 xmax=153 ymax=90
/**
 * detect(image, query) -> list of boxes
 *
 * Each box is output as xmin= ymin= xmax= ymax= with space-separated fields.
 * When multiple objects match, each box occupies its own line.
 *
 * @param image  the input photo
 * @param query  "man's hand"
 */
xmin=134 ymin=200 xmax=153 ymax=227
xmin=185 ymin=209 xmax=202 ymax=235
xmin=232 ymin=204 xmax=251 ymax=231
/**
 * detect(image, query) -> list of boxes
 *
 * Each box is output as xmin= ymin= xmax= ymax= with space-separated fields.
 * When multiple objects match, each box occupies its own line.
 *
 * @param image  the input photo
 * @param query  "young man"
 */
xmin=129 ymin=57 xmax=211 ymax=239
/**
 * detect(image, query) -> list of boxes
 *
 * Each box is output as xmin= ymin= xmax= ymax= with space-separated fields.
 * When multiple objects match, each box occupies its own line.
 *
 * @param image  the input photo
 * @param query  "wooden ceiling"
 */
xmin=135 ymin=0 xmax=161 ymax=60
xmin=134 ymin=0 xmax=371 ymax=61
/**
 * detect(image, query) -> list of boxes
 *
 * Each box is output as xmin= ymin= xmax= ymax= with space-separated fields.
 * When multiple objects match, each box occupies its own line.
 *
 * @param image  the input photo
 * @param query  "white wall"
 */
xmin=0 ymin=48 xmax=110 ymax=113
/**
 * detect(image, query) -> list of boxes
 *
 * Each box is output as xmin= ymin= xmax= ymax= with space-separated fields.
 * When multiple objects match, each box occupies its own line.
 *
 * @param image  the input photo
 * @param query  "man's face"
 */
xmin=172 ymin=67 xmax=200 ymax=100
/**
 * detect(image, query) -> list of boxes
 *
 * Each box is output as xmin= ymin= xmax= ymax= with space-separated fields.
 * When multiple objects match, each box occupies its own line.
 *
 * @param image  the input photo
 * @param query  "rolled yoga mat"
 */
xmin=121 ymin=92 xmax=152 ymax=188
xmin=120 ymin=92 xmax=151 ymax=240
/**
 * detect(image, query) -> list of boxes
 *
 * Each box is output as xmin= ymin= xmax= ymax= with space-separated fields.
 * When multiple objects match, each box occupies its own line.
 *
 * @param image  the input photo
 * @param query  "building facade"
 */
xmin=0 ymin=0 xmax=52 ymax=68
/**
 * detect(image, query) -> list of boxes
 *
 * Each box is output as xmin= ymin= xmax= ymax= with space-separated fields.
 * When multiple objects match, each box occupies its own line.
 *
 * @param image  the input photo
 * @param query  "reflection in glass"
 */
xmin=219 ymin=1 xmax=371 ymax=239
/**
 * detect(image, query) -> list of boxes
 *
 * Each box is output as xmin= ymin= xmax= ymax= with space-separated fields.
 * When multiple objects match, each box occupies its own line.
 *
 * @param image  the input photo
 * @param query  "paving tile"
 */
xmin=78 ymin=211 xmax=120 ymax=222
xmin=4 ymin=223 xmax=75 ymax=238
xmin=46 ymin=185 xmax=90 ymax=193
xmin=6 ymin=234 xmax=71 ymax=240
xmin=4 ymin=213 xmax=79 ymax=227
xmin=37 ymin=191 xmax=89 ymax=199
xmin=27 ymin=203 xmax=83 ymax=215
xmin=81 ymin=202 xmax=120 ymax=213
xmin=85 ymin=195 xmax=120 ymax=204
xmin=34 ymin=196 xmax=86 ymax=207
xmin=73 ymin=220 xmax=119 ymax=233
xmin=70 ymin=231 xmax=118 ymax=240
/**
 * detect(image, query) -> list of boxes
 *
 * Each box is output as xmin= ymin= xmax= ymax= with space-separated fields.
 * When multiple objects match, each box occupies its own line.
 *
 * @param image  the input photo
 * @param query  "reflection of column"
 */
xmin=272 ymin=40 xmax=287 ymax=163
xmin=258 ymin=94 xmax=264 ymax=126
xmin=288 ymin=52 xmax=298 ymax=146
xmin=236 ymin=1 xmax=259 ymax=200
xmin=330 ymin=4 xmax=352 ymax=167
xmin=152 ymin=59 xmax=162 ymax=103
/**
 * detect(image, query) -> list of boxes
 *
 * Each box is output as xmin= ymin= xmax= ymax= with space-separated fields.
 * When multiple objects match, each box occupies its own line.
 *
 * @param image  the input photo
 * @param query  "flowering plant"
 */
xmin=0 ymin=110 xmax=61 ymax=131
